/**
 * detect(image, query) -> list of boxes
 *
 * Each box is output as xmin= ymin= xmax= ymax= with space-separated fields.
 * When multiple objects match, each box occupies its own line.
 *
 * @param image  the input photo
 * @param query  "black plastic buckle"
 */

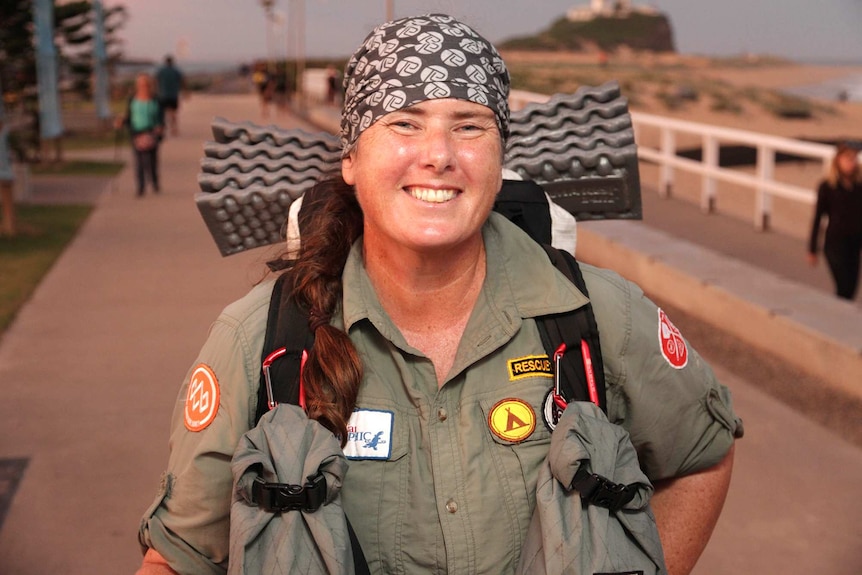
xmin=251 ymin=471 xmax=327 ymax=513
xmin=571 ymin=464 xmax=636 ymax=513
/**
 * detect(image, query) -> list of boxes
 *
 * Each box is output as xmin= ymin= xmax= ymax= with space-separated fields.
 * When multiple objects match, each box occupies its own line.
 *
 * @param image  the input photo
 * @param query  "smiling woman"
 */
xmin=136 ymin=12 xmax=741 ymax=575
xmin=343 ymin=100 xmax=503 ymax=257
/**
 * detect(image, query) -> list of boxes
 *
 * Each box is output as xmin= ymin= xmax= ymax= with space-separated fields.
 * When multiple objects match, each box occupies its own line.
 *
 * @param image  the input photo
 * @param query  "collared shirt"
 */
xmin=338 ymin=214 xmax=740 ymax=573
xmin=139 ymin=213 xmax=741 ymax=574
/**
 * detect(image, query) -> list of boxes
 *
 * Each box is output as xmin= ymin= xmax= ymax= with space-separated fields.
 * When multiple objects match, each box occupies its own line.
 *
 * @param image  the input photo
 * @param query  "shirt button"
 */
xmin=445 ymin=499 xmax=458 ymax=514
xmin=437 ymin=408 xmax=448 ymax=422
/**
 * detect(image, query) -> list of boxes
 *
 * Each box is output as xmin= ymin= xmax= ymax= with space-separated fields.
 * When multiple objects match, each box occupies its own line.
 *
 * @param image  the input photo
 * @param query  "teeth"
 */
xmin=408 ymin=187 xmax=458 ymax=203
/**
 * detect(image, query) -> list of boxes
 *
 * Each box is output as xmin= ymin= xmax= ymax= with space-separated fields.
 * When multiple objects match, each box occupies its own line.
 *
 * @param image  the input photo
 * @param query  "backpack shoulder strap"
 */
xmin=255 ymin=273 xmax=314 ymax=423
xmin=536 ymin=245 xmax=607 ymax=412
xmin=254 ymin=273 xmax=372 ymax=575
xmin=493 ymin=179 xmax=553 ymax=245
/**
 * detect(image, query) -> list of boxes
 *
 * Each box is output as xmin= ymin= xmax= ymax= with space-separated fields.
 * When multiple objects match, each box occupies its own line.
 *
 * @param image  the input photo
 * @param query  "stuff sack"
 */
xmin=229 ymin=404 xmax=356 ymax=575
xmin=517 ymin=401 xmax=667 ymax=575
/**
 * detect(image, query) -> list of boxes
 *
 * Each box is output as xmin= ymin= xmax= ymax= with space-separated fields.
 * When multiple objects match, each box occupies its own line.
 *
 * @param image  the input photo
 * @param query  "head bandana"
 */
xmin=340 ymin=13 xmax=510 ymax=154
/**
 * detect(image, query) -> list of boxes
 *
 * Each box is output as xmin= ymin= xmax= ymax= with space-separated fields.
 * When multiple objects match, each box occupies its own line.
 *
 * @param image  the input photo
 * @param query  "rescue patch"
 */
xmin=343 ymin=409 xmax=393 ymax=460
xmin=184 ymin=364 xmax=220 ymax=432
xmin=488 ymin=398 xmax=536 ymax=442
xmin=507 ymin=354 xmax=553 ymax=381
xmin=657 ymin=308 xmax=688 ymax=369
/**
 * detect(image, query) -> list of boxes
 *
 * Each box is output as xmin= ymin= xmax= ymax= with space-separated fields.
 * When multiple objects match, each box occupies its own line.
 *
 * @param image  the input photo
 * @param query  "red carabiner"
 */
xmin=261 ymin=347 xmax=309 ymax=412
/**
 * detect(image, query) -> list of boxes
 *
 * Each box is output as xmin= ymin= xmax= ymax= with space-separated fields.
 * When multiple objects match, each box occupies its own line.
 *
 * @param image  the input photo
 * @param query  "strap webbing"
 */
xmin=536 ymin=245 xmax=607 ymax=412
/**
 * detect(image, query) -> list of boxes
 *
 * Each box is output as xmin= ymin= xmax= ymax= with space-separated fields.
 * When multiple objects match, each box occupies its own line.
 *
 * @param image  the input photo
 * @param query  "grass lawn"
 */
xmin=0 ymin=204 xmax=93 ymax=334
xmin=62 ymin=130 xmax=130 ymax=151
xmin=30 ymin=159 xmax=125 ymax=177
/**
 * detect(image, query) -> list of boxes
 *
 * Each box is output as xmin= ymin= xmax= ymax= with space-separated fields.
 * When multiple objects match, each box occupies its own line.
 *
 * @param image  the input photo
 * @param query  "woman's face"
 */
xmin=135 ymin=75 xmax=151 ymax=97
xmin=342 ymin=98 xmax=503 ymax=253
xmin=836 ymin=149 xmax=858 ymax=179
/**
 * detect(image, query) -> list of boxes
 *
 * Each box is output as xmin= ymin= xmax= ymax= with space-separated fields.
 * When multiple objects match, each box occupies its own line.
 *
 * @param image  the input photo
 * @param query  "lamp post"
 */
xmin=260 ymin=0 xmax=275 ymax=75
xmin=386 ymin=0 xmax=393 ymax=21
xmin=289 ymin=0 xmax=305 ymax=110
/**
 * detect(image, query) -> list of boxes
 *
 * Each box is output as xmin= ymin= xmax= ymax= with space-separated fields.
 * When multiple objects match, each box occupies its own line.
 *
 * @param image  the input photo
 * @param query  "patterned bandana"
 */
xmin=340 ymin=13 xmax=510 ymax=154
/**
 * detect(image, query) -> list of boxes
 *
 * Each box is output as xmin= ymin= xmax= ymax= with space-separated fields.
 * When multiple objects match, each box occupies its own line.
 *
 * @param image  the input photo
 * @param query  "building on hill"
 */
xmin=567 ymin=0 xmax=658 ymax=22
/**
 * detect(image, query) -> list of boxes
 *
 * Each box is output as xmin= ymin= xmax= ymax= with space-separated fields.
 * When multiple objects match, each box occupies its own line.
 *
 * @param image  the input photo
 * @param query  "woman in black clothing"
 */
xmin=808 ymin=142 xmax=862 ymax=300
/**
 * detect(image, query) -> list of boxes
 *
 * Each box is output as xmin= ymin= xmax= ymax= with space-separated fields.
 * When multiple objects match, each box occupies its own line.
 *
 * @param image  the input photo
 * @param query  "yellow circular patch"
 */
xmin=488 ymin=398 xmax=536 ymax=442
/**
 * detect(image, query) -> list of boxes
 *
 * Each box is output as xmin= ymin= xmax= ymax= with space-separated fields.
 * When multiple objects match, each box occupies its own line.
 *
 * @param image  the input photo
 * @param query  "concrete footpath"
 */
xmin=0 ymin=93 xmax=860 ymax=574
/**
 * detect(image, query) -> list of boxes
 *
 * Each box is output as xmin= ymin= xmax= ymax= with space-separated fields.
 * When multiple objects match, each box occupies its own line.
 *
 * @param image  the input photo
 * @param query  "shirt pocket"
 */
xmin=477 ymin=378 xmax=553 ymax=511
xmin=339 ymin=398 xmax=413 ymax=571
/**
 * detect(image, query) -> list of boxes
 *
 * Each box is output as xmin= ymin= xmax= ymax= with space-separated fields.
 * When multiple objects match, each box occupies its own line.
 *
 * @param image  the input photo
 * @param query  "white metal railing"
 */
xmin=509 ymin=89 xmax=838 ymax=231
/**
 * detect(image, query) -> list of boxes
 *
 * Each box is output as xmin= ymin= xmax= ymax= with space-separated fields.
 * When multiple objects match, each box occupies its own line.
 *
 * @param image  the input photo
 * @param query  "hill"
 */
xmin=499 ymin=12 xmax=675 ymax=53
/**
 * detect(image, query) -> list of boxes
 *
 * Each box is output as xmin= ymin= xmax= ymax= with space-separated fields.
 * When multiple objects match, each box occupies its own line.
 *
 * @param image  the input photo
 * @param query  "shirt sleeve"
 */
xmin=138 ymin=310 xmax=263 ymax=574
xmin=584 ymin=267 xmax=744 ymax=481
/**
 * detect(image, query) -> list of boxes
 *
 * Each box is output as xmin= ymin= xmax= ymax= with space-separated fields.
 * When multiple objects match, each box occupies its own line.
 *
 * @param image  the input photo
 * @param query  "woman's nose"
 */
xmin=420 ymin=126 xmax=455 ymax=172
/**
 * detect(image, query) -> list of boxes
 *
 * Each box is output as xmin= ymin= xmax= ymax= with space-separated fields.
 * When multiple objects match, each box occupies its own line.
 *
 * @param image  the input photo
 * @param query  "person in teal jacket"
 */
xmin=116 ymin=73 xmax=164 ymax=197
xmin=136 ymin=13 xmax=742 ymax=575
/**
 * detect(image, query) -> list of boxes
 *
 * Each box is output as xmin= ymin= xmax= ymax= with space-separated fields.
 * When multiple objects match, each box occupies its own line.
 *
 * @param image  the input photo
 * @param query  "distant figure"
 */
xmin=273 ymin=66 xmax=291 ymax=114
xmin=807 ymin=142 xmax=862 ymax=300
xmin=155 ymin=55 xmax=184 ymax=136
xmin=0 ymin=116 xmax=16 ymax=236
xmin=116 ymin=74 xmax=164 ymax=197
xmin=325 ymin=65 xmax=340 ymax=106
xmin=252 ymin=65 xmax=273 ymax=119
xmin=598 ymin=49 xmax=609 ymax=67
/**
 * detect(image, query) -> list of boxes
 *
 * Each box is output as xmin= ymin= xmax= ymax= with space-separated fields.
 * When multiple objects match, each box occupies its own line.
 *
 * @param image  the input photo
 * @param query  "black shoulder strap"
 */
xmin=536 ymin=245 xmax=607 ymax=412
xmin=255 ymin=273 xmax=314 ymax=423
xmin=255 ymin=274 xmax=371 ymax=575
xmin=493 ymin=179 xmax=553 ymax=245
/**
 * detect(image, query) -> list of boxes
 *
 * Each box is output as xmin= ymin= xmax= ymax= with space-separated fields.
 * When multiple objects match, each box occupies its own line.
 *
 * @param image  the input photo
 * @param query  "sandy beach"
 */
xmin=504 ymin=51 xmax=862 ymax=141
xmin=651 ymin=61 xmax=862 ymax=141
xmin=503 ymin=51 xmax=862 ymax=240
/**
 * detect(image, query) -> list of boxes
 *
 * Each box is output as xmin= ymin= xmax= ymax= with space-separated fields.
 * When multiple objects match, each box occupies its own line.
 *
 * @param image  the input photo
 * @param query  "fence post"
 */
xmin=755 ymin=144 xmax=774 ymax=231
xmin=659 ymin=127 xmax=675 ymax=198
xmin=702 ymin=134 xmax=718 ymax=213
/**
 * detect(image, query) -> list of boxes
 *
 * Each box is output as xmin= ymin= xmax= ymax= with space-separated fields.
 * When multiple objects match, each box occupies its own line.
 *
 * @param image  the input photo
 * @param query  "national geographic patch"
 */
xmin=507 ymin=354 xmax=553 ymax=381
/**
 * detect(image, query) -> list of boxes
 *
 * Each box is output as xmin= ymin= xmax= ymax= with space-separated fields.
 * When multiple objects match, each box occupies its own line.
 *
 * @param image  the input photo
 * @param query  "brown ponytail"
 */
xmin=276 ymin=175 xmax=365 ymax=444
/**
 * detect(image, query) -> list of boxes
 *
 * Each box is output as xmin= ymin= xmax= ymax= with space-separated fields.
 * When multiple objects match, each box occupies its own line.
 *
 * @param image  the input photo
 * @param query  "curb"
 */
xmin=577 ymin=221 xmax=862 ymax=403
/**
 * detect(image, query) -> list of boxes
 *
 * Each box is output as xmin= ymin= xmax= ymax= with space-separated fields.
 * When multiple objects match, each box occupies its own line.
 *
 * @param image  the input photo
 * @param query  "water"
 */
xmin=115 ymin=60 xmax=241 ymax=79
xmin=782 ymin=73 xmax=862 ymax=103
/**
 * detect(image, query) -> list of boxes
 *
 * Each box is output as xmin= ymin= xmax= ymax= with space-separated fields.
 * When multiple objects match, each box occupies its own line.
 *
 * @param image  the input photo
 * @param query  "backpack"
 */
xmin=256 ymin=179 xmax=606 ymax=424
xmin=245 ymin=181 xmax=661 ymax=574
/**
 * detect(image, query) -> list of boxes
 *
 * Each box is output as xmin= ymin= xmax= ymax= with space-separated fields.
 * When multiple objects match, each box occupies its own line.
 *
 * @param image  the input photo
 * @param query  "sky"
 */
xmin=108 ymin=0 xmax=862 ymax=66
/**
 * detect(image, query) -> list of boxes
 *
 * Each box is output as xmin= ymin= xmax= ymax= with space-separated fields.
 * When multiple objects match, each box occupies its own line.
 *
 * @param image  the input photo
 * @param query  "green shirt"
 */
xmin=139 ymin=213 xmax=742 ymax=574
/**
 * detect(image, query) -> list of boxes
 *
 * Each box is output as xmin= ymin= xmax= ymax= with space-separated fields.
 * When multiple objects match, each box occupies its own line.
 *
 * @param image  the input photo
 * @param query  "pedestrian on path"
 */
xmin=135 ymin=13 xmax=741 ymax=575
xmin=155 ymin=55 xmax=185 ymax=137
xmin=808 ymin=142 xmax=862 ymax=300
xmin=116 ymin=73 xmax=164 ymax=197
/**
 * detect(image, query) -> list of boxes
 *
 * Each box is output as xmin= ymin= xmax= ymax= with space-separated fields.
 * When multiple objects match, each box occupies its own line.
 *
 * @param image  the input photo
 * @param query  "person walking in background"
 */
xmin=116 ymin=73 xmax=164 ymax=197
xmin=155 ymin=55 xmax=185 ymax=137
xmin=252 ymin=64 xmax=273 ymax=120
xmin=325 ymin=64 xmax=340 ymax=106
xmin=808 ymin=142 xmax=862 ymax=300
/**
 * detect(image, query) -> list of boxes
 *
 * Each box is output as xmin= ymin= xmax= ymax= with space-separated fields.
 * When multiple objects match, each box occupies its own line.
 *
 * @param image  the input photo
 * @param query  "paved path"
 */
xmin=0 ymin=94 xmax=319 ymax=574
xmin=0 ymin=93 xmax=860 ymax=574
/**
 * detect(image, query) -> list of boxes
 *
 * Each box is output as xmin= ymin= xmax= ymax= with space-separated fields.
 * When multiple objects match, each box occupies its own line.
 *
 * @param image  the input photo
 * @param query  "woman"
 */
xmin=136 ymin=14 xmax=741 ymax=575
xmin=117 ymin=73 xmax=164 ymax=197
xmin=808 ymin=142 xmax=862 ymax=300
